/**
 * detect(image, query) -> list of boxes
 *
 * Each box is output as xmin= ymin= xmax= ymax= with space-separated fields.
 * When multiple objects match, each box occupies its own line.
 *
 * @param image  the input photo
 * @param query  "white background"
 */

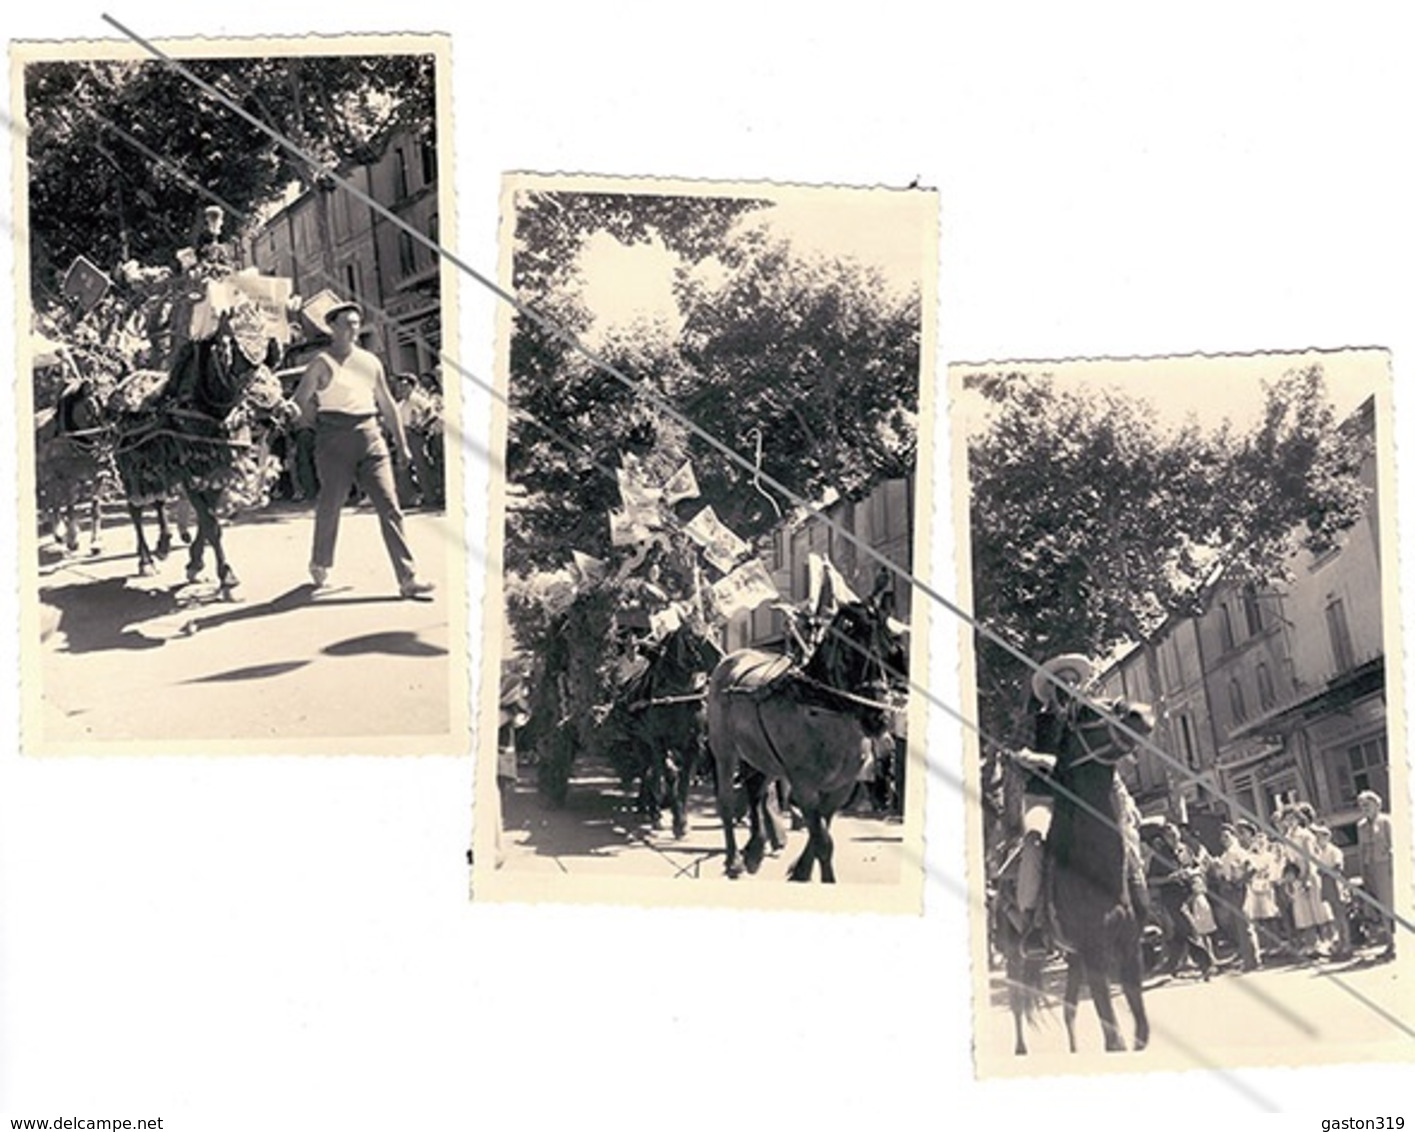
xmin=3 ymin=2 xmax=1412 ymax=1125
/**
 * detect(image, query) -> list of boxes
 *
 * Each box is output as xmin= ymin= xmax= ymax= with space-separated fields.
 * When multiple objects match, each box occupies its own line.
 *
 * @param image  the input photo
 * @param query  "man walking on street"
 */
xmin=292 ymin=302 xmax=434 ymax=599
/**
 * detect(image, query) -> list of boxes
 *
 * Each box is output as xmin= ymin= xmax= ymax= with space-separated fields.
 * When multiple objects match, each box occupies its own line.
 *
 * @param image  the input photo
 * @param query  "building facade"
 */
xmin=245 ymin=125 xmax=442 ymax=377
xmin=722 ymin=475 xmax=915 ymax=655
xmin=1094 ymin=398 xmax=1385 ymax=864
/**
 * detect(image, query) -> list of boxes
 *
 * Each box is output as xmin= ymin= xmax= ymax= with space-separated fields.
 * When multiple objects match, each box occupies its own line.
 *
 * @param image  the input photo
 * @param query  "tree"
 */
xmin=965 ymin=364 xmax=1370 ymax=748
xmin=502 ymin=192 xmax=925 ymax=795
xmin=23 ymin=54 xmax=435 ymax=300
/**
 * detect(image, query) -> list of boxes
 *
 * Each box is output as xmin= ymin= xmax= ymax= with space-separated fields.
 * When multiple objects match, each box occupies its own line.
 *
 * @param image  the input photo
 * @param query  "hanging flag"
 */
xmin=649 ymin=604 xmax=683 ymax=639
xmin=811 ymin=551 xmax=860 ymax=618
xmin=662 ymin=460 xmax=701 ymax=504
xmin=62 ymin=256 xmax=111 ymax=315
xmin=711 ymin=559 xmax=780 ymax=621
xmin=684 ymin=505 xmax=751 ymax=574
xmin=570 ymin=550 xmax=608 ymax=585
xmin=609 ymin=509 xmax=650 ymax=547
xmin=617 ymin=465 xmax=663 ymax=528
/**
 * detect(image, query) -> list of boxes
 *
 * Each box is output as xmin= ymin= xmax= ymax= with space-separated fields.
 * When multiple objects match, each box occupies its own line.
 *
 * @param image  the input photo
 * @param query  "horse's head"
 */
xmin=57 ymin=379 xmax=107 ymax=436
xmin=1065 ymin=696 xmax=1156 ymax=768
xmin=649 ymin=620 xmax=723 ymax=694
xmin=186 ymin=311 xmax=286 ymax=420
xmin=805 ymin=585 xmax=907 ymax=709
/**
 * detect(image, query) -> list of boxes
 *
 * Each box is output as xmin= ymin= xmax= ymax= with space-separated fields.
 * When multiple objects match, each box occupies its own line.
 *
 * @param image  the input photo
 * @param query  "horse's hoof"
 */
xmin=672 ymin=817 xmax=687 ymax=839
xmin=724 ymin=861 xmax=743 ymax=880
xmin=89 ymin=545 xmax=102 ymax=557
xmin=155 ymin=536 xmax=172 ymax=560
xmin=186 ymin=565 xmax=204 ymax=584
xmin=138 ymin=562 xmax=156 ymax=578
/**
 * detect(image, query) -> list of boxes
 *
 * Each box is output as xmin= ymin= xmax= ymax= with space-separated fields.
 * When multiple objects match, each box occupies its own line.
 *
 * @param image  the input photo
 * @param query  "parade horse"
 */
xmin=34 ymin=378 xmax=114 ymax=558
xmin=609 ymin=621 xmax=723 ymax=838
xmin=706 ymin=580 xmax=905 ymax=881
xmin=111 ymin=310 xmax=297 ymax=599
xmin=1019 ymin=693 xmax=1155 ymax=1053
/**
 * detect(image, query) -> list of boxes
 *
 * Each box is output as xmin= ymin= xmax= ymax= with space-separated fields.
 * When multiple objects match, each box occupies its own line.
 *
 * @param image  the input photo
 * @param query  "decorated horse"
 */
xmin=34 ymin=376 xmax=115 ymax=558
xmin=1011 ymin=687 xmax=1155 ymax=1053
xmin=605 ymin=619 xmax=723 ymax=838
xmin=109 ymin=305 xmax=298 ymax=598
xmin=706 ymin=574 xmax=906 ymax=882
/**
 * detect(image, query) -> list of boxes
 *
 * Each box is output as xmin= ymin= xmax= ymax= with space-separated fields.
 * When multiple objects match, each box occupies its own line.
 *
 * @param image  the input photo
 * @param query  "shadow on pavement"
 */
xmin=323 ymin=631 xmax=447 ymax=658
xmin=41 ymin=576 xmax=177 ymax=653
xmin=184 ymin=584 xmax=322 ymax=633
xmin=183 ymin=659 xmax=313 ymax=683
xmin=504 ymin=776 xmax=665 ymax=860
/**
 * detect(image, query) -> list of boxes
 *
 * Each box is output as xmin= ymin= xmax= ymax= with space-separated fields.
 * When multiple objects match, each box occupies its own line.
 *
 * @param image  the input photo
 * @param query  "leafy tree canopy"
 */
xmin=965 ymin=364 xmax=1370 ymax=745
xmin=25 ymin=54 xmax=434 ymax=298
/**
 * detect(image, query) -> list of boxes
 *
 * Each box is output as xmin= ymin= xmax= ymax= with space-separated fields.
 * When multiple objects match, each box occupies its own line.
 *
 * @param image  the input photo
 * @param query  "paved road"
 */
xmin=33 ymin=500 xmax=457 ymax=750
xmin=978 ymin=945 xmax=1409 ymax=1067
xmin=499 ymin=757 xmax=909 ymax=885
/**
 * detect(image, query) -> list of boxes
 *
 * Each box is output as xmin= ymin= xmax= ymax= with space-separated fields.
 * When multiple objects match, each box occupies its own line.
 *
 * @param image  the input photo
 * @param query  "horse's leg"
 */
xmin=127 ymin=501 xmax=155 ymax=576
xmin=788 ymin=807 xmax=822 ymax=882
xmin=1009 ymin=953 xmax=1029 ymax=1056
xmin=816 ymin=809 xmax=838 ymax=884
xmin=712 ymin=743 xmax=743 ymax=879
xmin=741 ymin=765 xmax=769 ymax=875
xmin=153 ymin=500 xmax=173 ymax=559
xmin=86 ymin=491 xmax=103 ymax=556
xmin=1085 ymin=957 xmax=1126 ymax=1052
xmin=1116 ymin=922 xmax=1150 ymax=1051
xmin=762 ymin=780 xmax=786 ymax=851
xmin=61 ymin=484 xmax=79 ymax=554
xmin=1063 ymin=957 xmax=1083 ymax=1053
xmin=666 ymin=744 xmax=689 ymax=840
xmin=190 ymin=490 xmax=238 ymax=596
xmin=184 ymin=491 xmax=216 ymax=583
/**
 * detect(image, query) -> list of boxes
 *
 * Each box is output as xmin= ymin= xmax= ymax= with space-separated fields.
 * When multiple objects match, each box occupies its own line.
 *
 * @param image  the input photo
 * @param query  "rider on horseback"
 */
xmin=1005 ymin=653 xmax=1094 ymax=958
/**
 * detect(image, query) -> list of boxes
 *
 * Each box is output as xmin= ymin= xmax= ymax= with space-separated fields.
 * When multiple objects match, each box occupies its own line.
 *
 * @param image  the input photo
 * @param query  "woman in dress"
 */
xmin=1312 ymin=824 xmax=1352 ymax=959
xmin=1279 ymin=804 xmax=1332 ymax=959
xmin=1243 ymin=830 xmax=1281 ymax=966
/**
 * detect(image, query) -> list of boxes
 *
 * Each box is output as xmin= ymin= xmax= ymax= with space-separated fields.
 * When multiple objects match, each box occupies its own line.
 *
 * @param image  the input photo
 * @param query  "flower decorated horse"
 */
xmin=110 ymin=307 xmax=298 ymax=599
xmin=34 ymin=376 xmax=115 ymax=559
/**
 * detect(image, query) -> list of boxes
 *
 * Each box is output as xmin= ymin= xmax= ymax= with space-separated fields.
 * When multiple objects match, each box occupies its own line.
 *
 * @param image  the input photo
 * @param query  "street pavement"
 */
xmin=34 ymin=499 xmax=457 ymax=749
xmin=978 ymin=944 xmax=1409 ymax=1067
xmin=499 ymin=756 xmax=908 ymax=884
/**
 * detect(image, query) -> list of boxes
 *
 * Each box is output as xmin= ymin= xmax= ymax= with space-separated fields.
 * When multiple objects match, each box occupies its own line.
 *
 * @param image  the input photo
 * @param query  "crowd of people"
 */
xmin=1141 ymin=791 xmax=1397 ymax=980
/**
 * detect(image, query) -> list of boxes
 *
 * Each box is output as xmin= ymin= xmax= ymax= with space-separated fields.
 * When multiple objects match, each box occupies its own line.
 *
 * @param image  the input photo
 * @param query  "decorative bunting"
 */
xmin=609 ymin=509 xmax=650 ymax=547
xmin=662 ymin=460 xmax=701 ymax=504
xmin=570 ymin=550 xmax=608 ymax=585
xmin=711 ymin=559 xmax=779 ymax=620
xmin=684 ymin=505 xmax=750 ymax=574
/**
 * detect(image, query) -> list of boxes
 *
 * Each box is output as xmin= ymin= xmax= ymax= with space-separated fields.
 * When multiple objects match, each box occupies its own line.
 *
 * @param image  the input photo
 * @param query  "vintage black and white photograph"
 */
xmin=472 ymin=176 xmax=936 ymax=911
xmin=13 ymin=35 xmax=467 ymax=754
xmin=952 ymin=350 xmax=1411 ymax=1073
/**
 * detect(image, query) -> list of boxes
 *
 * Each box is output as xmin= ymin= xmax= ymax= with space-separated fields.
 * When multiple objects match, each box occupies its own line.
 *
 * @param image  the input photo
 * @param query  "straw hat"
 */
xmin=1031 ymin=653 xmax=1093 ymax=705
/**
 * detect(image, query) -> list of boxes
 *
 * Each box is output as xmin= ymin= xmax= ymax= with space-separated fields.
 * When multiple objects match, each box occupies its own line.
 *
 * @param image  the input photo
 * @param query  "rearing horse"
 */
xmin=707 ymin=584 xmax=905 ymax=882
xmin=1025 ymin=692 xmax=1155 ymax=1052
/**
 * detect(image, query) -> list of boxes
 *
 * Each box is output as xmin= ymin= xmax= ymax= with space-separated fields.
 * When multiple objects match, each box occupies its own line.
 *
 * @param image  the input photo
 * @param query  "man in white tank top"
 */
xmin=292 ymin=302 xmax=434 ymax=599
